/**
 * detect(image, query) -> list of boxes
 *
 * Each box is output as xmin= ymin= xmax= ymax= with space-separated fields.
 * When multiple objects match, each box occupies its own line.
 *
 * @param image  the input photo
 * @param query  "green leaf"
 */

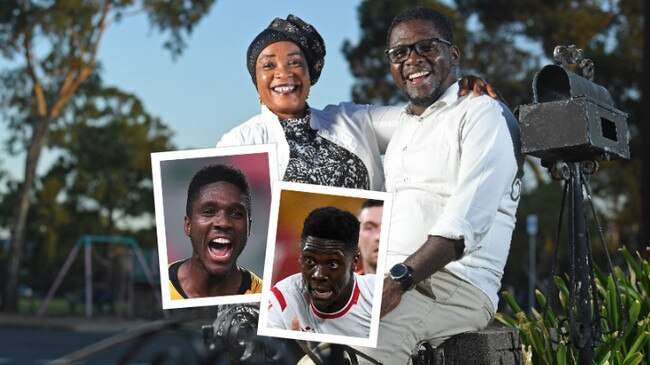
xmin=627 ymin=300 xmax=642 ymax=328
xmin=596 ymin=351 xmax=611 ymax=365
xmin=502 ymin=290 xmax=523 ymax=313
xmin=555 ymin=276 xmax=570 ymax=311
xmin=624 ymin=331 xmax=649 ymax=360
xmin=621 ymin=247 xmax=642 ymax=280
xmin=607 ymin=274 xmax=620 ymax=329
xmin=556 ymin=343 xmax=568 ymax=365
xmin=621 ymin=352 xmax=644 ymax=365
xmin=536 ymin=289 xmax=559 ymax=327
xmin=496 ymin=312 xmax=518 ymax=328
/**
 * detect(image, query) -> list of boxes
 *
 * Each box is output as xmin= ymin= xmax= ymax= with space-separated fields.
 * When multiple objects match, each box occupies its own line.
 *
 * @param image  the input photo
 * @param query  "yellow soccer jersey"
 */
xmin=168 ymin=260 xmax=262 ymax=300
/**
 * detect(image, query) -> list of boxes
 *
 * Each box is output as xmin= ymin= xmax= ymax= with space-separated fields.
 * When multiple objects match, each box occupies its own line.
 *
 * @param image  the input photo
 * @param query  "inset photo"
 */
xmin=151 ymin=145 xmax=277 ymax=309
xmin=258 ymin=182 xmax=392 ymax=348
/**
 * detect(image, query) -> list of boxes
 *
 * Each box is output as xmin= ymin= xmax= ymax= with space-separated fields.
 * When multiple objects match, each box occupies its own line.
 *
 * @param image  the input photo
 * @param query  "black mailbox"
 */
xmin=518 ymin=64 xmax=629 ymax=163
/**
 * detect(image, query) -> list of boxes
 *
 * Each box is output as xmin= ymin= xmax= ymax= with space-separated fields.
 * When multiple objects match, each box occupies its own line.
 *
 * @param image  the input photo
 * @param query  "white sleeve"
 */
xmin=216 ymin=127 xmax=246 ymax=147
xmin=330 ymin=102 xmax=401 ymax=154
xmin=367 ymin=106 xmax=402 ymax=154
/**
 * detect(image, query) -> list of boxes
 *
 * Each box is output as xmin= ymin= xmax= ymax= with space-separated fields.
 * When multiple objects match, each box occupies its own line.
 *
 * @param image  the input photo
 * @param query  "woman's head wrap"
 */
xmin=247 ymin=15 xmax=326 ymax=86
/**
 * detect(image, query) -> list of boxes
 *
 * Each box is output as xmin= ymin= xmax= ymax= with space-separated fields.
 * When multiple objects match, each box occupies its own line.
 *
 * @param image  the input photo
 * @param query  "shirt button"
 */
xmin=402 ymin=146 xmax=407 ymax=151
xmin=403 ymin=177 xmax=410 ymax=182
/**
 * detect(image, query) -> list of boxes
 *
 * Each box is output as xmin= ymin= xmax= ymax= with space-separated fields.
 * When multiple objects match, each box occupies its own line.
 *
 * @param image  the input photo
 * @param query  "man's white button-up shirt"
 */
xmin=384 ymin=82 xmax=522 ymax=310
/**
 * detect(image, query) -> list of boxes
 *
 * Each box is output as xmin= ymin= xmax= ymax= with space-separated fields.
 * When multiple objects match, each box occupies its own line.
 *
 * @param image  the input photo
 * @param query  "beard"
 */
xmin=409 ymin=93 xmax=441 ymax=108
xmin=405 ymin=73 xmax=445 ymax=108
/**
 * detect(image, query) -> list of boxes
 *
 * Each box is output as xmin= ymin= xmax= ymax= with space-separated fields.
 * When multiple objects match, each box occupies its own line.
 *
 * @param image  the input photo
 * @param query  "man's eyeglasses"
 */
xmin=385 ymin=37 xmax=452 ymax=64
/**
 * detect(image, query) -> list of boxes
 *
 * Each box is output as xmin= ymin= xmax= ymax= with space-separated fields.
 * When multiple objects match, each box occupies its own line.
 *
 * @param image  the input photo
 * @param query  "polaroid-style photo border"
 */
xmin=152 ymin=144 xmax=278 ymax=310
xmin=257 ymin=181 xmax=393 ymax=348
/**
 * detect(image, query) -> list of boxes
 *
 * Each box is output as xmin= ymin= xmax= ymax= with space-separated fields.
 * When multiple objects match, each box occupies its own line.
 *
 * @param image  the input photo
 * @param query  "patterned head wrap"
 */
xmin=247 ymin=14 xmax=326 ymax=86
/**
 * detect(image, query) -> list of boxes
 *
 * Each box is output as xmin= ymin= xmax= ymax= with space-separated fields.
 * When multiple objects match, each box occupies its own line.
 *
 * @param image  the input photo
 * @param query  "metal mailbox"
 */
xmin=518 ymin=64 xmax=629 ymax=163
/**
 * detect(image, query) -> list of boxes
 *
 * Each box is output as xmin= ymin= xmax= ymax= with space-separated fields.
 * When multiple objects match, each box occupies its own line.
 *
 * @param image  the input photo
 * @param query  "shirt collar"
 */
xmin=403 ymin=81 xmax=460 ymax=117
xmin=261 ymin=104 xmax=279 ymax=120
xmin=438 ymin=81 xmax=460 ymax=106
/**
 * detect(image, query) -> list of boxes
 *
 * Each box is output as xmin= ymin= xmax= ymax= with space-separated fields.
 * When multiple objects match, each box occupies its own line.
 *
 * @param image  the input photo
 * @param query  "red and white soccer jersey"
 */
xmin=267 ymin=273 xmax=375 ymax=337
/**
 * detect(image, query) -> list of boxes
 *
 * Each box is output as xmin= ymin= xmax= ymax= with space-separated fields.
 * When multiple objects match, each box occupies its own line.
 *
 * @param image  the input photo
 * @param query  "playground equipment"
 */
xmin=37 ymin=235 xmax=161 ymax=318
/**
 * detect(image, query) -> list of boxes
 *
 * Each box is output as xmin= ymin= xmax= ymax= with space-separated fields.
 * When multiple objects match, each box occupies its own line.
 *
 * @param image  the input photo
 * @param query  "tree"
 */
xmin=0 ymin=0 xmax=215 ymax=312
xmin=47 ymin=75 xmax=175 ymax=235
xmin=26 ymin=74 xmax=174 ymax=300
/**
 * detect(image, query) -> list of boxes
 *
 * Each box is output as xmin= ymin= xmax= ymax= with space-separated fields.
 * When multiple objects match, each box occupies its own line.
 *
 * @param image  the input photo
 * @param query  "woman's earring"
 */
xmin=258 ymin=96 xmax=264 ymax=105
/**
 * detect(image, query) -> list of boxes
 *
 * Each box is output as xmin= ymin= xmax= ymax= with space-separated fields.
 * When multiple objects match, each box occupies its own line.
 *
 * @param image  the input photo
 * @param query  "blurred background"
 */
xmin=0 ymin=0 xmax=646 ymax=362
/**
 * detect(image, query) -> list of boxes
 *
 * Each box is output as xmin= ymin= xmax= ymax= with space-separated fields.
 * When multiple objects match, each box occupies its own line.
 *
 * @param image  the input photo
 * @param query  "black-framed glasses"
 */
xmin=385 ymin=37 xmax=452 ymax=64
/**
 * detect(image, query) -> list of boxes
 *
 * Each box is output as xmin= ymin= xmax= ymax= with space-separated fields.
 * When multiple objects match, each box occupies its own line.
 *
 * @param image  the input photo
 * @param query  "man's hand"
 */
xmin=458 ymin=75 xmax=505 ymax=104
xmin=380 ymin=276 xmax=404 ymax=318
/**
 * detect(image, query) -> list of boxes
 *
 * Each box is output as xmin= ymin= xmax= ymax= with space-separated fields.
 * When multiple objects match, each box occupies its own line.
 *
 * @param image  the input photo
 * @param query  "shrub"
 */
xmin=497 ymin=247 xmax=650 ymax=365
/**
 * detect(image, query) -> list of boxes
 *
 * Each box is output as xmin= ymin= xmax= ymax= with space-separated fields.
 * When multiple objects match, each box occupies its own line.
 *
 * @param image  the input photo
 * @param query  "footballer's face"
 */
xmin=299 ymin=236 xmax=358 ymax=313
xmin=184 ymin=181 xmax=250 ymax=277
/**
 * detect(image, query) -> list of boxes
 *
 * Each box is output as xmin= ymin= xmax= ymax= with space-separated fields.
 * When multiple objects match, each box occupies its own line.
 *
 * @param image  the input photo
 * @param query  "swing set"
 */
xmin=37 ymin=235 xmax=161 ymax=318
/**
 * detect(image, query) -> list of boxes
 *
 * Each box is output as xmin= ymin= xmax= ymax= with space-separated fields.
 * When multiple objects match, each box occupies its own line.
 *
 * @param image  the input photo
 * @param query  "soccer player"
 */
xmin=168 ymin=164 xmax=262 ymax=299
xmin=267 ymin=207 xmax=374 ymax=337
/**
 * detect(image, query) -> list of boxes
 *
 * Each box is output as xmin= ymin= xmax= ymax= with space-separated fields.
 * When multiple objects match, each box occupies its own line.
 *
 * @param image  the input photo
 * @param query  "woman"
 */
xmin=218 ymin=15 xmax=396 ymax=190
xmin=217 ymin=15 xmax=493 ymax=190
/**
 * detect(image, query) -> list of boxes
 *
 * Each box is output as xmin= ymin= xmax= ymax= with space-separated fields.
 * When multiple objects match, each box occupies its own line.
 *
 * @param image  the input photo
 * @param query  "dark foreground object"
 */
xmin=414 ymin=326 xmax=522 ymax=365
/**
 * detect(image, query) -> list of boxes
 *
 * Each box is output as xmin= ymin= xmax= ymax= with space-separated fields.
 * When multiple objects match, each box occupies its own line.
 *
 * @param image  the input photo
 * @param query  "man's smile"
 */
xmin=403 ymin=66 xmax=435 ymax=86
xmin=406 ymin=70 xmax=431 ymax=82
xmin=207 ymin=236 xmax=234 ymax=261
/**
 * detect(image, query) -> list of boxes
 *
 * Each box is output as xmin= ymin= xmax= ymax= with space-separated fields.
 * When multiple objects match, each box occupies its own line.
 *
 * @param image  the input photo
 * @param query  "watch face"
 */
xmin=390 ymin=263 xmax=408 ymax=279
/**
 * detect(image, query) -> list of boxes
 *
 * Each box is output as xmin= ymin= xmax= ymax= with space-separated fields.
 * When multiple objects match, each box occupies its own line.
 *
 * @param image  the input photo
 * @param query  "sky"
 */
xmin=2 ymin=0 xmax=369 ymax=180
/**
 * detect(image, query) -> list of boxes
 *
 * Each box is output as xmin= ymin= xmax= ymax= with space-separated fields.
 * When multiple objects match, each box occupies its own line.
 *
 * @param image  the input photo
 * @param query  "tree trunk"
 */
xmin=2 ymin=117 xmax=52 ymax=312
xmin=642 ymin=1 xmax=650 ymax=248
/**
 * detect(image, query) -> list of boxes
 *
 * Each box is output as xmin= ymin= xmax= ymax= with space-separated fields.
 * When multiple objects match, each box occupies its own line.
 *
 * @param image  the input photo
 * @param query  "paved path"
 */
xmin=0 ymin=313 xmax=149 ymax=333
xmin=0 ymin=314 xmax=206 ymax=364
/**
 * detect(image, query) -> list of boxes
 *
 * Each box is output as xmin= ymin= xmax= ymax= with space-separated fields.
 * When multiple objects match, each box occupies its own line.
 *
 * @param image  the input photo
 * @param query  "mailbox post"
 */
xmin=518 ymin=45 xmax=629 ymax=365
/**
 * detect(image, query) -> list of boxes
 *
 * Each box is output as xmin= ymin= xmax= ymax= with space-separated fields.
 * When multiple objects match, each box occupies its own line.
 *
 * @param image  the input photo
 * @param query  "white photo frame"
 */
xmin=151 ymin=144 xmax=278 ymax=309
xmin=258 ymin=181 xmax=392 ymax=348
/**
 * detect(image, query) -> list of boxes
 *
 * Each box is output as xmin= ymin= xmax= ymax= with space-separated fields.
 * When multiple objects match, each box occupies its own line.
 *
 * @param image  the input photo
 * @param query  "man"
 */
xmin=357 ymin=200 xmax=383 ymax=274
xmin=357 ymin=7 xmax=522 ymax=364
xmin=267 ymin=206 xmax=375 ymax=338
xmin=168 ymin=164 xmax=263 ymax=299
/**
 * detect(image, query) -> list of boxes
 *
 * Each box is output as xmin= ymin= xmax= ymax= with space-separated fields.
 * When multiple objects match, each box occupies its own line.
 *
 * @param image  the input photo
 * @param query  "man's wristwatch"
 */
xmin=389 ymin=263 xmax=415 ymax=291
